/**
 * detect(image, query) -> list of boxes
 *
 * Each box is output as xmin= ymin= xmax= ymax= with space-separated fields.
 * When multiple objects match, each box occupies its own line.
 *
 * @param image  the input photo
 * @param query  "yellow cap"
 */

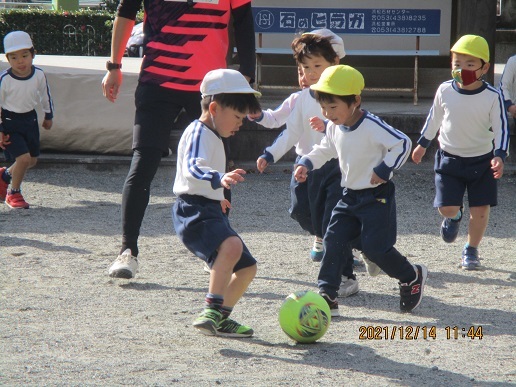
xmin=450 ymin=35 xmax=489 ymax=62
xmin=310 ymin=65 xmax=364 ymax=96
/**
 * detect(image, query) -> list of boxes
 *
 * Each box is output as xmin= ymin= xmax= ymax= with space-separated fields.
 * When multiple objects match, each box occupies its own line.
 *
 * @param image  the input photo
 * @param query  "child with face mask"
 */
xmin=412 ymin=35 xmax=510 ymax=270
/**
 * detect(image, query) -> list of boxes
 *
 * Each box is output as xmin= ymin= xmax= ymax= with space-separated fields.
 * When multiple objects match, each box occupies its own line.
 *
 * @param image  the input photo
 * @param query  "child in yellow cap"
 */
xmin=295 ymin=65 xmax=427 ymax=314
xmin=412 ymin=35 xmax=510 ymax=270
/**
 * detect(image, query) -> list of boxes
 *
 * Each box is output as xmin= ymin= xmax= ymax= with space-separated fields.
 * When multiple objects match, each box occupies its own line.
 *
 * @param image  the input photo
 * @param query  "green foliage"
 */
xmin=102 ymin=0 xmax=119 ymax=14
xmin=0 ymin=9 xmax=117 ymax=56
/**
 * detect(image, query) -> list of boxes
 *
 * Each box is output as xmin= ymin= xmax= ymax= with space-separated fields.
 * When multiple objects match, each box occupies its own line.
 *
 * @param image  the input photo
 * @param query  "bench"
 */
xmin=250 ymin=6 xmax=443 ymax=105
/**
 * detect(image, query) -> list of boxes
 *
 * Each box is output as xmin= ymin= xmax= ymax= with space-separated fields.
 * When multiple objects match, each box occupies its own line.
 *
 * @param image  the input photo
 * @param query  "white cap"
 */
xmin=4 ymin=31 xmax=33 ymax=54
xmin=201 ymin=69 xmax=261 ymax=98
xmin=303 ymin=28 xmax=346 ymax=59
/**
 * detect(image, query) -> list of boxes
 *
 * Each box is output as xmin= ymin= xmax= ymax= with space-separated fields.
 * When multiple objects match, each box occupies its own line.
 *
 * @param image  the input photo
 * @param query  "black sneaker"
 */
xmin=399 ymin=265 xmax=428 ymax=312
xmin=440 ymin=207 xmax=463 ymax=243
xmin=319 ymin=292 xmax=339 ymax=317
xmin=461 ymin=246 xmax=481 ymax=270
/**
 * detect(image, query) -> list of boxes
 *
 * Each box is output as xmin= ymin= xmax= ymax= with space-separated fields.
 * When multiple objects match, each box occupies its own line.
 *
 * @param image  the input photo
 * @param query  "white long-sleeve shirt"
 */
xmin=0 ymin=66 xmax=54 ymax=127
xmin=263 ymin=88 xmax=324 ymax=162
xmin=299 ymin=111 xmax=411 ymax=190
xmin=499 ymin=55 xmax=516 ymax=112
xmin=418 ymin=80 xmax=509 ymax=160
xmin=173 ymin=120 xmax=226 ymax=201
xmin=250 ymin=90 xmax=301 ymax=128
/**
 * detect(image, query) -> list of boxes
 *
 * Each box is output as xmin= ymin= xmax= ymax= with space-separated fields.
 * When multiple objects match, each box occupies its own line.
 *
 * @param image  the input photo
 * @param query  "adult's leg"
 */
xmin=121 ymin=148 xmax=162 ymax=256
xmin=120 ymin=84 xmax=198 ymax=256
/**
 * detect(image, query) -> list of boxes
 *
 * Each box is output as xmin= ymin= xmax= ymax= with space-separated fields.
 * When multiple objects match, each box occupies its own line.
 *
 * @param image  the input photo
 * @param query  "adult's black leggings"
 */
xmin=120 ymin=147 xmax=162 ymax=257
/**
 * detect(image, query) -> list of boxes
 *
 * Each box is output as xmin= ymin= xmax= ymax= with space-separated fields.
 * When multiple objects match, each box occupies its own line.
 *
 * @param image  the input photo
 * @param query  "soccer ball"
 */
xmin=278 ymin=290 xmax=331 ymax=343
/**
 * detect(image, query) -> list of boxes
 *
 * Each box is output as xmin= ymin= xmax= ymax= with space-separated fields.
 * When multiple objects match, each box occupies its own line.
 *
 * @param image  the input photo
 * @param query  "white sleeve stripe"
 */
xmin=366 ymin=114 xmax=411 ymax=169
xmin=187 ymin=122 xmax=215 ymax=181
xmin=486 ymin=85 xmax=510 ymax=151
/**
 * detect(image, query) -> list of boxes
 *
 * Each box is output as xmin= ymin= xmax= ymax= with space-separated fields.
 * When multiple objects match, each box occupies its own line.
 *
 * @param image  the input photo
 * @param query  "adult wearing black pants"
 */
xmin=102 ymin=0 xmax=256 ymax=279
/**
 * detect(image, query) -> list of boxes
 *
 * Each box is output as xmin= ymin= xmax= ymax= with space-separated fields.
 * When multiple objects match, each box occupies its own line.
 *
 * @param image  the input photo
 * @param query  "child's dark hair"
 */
xmin=201 ymin=93 xmax=261 ymax=114
xmin=292 ymin=34 xmax=337 ymax=65
xmin=314 ymin=90 xmax=358 ymax=107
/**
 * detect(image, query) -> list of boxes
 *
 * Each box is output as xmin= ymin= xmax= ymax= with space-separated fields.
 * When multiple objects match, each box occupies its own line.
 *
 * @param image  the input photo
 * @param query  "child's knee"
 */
xmin=438 ymin=205 xmax=461 ymax=218
xmin=237 ymin=263 xmax=257 ymax=281
xmin=16 ymin=153 xmax=32 ymax=166
xmin=469 ymin=205 xmax=490 ymax=219
xmin=219 ymin=236 xmax=243 ymax=262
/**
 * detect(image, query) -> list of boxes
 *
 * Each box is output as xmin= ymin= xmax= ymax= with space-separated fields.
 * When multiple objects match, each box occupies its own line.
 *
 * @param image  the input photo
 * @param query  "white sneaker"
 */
xmin=338 ymin=277 xmax=359 ymax=298
xmin=362 ymin=254 xmax=381 ymax=277
xmin=108 ymin=249 xmax=139 ymax=279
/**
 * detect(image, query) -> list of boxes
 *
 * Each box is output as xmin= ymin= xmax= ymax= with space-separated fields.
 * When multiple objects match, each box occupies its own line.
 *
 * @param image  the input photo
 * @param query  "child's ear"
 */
xmin=208 ymin=100 xmax=218 ymax=116
xmin=482 ymin=62 xmax=490 ymax=74
xmin=355 ymin=95 xmax=362 ymax=106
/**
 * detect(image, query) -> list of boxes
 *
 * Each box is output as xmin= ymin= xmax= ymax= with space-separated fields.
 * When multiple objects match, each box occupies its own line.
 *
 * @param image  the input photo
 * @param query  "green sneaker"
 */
xmin=217 ymin=318 xmax=254 ymax=338
xmin=192 ymin=308 xmax=222 ymax=336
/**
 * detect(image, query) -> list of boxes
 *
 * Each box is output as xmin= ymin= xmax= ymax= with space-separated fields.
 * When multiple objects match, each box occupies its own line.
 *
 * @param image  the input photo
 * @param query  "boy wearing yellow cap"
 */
xmin=295 ymin=65 xmax=427 ymax=314
xmin=412 ymin=35 xmax=510 ymax=270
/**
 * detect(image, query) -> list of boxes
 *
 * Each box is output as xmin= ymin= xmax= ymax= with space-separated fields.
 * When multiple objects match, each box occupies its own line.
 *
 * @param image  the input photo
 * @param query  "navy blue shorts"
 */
xmin=1 ymin=109 xmax=40 ymax=162
xmin=434 ymin=149 xmax=497 ymax=208
xmin=172 ymin=194 xmax=257 ymax=271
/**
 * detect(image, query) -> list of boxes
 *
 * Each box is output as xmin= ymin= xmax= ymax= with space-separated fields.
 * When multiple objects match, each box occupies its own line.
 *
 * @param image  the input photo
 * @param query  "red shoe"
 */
xmin=0 ymin=167 xmax=8 ymax=201
xmin=6 ymin=191 xmax=30 ymax=209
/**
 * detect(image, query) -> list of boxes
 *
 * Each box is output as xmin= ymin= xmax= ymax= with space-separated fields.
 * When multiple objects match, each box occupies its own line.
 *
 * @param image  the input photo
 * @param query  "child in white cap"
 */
xmin=295 ymin=65 xmax=427 ymax=315
xmin=412 ymin=35 xmax=509 ymax=270
xmin=0 ymin=31 xmax=54 ymax=209
xmin=172 ymin=69 xmax=261 ymax=338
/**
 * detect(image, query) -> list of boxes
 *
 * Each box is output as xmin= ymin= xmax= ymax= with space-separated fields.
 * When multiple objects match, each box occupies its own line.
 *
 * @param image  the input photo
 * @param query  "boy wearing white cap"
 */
xmin=172 ymin=69 xmax=261 ymax=338
xmin=412 ymin=35 xmax=509 ymax=270
xmin=295 ymin=65 xmax=427 ymax=315
xmin=0 ymin=31 xmax=54 ymax=209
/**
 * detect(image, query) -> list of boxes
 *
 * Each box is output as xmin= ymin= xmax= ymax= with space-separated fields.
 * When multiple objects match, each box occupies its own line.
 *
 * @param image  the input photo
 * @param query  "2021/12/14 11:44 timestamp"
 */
xmin=358 ymin=325 xmax=484 ymax=340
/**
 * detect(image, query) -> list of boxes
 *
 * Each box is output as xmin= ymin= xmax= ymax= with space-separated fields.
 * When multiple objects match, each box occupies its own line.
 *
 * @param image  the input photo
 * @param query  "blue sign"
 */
xmin=253 ymin=7 xmax=441 ymax=36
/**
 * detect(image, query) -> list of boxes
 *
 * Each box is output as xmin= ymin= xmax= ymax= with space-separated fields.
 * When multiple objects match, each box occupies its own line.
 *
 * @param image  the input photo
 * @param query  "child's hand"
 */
xmin=0 ymin=133 xmax=10 ymax=149
xmin=508 ymin=104 xmax=516 ymax=118
xmin=221 ymin=168 xmax=246 ymax=189
xmin=491 ymin=157 xmax=504 ymax=179
xmin=42 ymin=119 xmax=52 ymax=130
xmin=220 ymin=199 xmax=231 ymax=214
xmin=412 ymin=145 xmax=426 ymax=164
xmin=247 ymin=111 xmax=262 ymax=121
xmin=294 ymin=165 xmax=308 ymax=182
xmin=309 ymin=116 xmax=325 ymax=132
xmin=256 ymin=157 xmax=268 ymax=173
xmin=370 ymin=171 xmax=387 ymax=186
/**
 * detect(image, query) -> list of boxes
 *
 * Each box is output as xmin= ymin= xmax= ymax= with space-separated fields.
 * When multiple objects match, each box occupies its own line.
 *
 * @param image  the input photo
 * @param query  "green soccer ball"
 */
xmin=278 ymin=290 xmax=331 ymax=343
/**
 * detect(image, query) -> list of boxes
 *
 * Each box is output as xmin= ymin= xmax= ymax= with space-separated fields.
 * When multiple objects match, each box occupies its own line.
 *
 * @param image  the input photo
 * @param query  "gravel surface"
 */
xmin=0 ymin=161 xmax=515 ymax=386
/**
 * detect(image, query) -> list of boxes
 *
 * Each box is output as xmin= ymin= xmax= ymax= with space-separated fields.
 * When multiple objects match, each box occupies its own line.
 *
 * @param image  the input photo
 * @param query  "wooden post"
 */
xmin=455 ymin=0 xmax=497 ymax=84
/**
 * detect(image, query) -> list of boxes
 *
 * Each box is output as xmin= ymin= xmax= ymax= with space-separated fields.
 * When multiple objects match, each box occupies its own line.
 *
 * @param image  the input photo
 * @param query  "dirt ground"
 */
xmin=0 ymin=161 xmax=515 ymax=386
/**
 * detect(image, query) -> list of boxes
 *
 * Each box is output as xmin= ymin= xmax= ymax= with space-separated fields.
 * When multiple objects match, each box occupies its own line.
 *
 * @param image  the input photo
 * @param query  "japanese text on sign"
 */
xmin=253 ymin=7 xmax=441 ymax=35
